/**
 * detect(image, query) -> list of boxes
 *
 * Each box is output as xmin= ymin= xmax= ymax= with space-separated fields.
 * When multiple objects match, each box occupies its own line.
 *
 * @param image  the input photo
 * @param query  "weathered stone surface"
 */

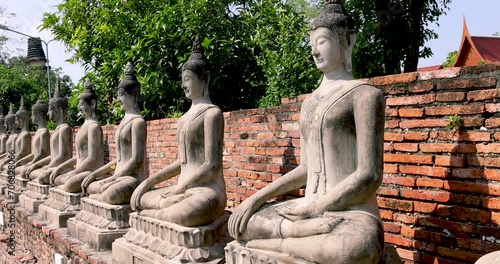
xmin=18 ymin=181 xmax=51 ymax=213
xmin=225 ymin=241 xmax=315 ymax=264
xmin=113 ymin=212 xmax=230 ymax=263
xmin=475 ymin=251 xmax=500 ymax=264
xmin=38 ymin=188 xmax=82 ymax=227
xmin=67 ymin=197 xmax=131 ymax=251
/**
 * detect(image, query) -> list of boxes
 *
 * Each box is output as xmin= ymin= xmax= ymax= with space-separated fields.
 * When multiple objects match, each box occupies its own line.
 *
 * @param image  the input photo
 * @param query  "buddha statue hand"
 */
xmin=160 ymin=185 xmax=183 ymax=198
xmin=277 ymin=202 xmax=318 ymax=222
xmin=228 ymin=197 xmax=260 ymax=240
xmin=25 ymin=165 xmax=35 ymax=179
xmin=81 ymin=173 xmax=97 ymax=194
xmin=49 ymin=168 xmax=60 ymax=185
xmin=130 ymin=180 xmax=150 ymax=211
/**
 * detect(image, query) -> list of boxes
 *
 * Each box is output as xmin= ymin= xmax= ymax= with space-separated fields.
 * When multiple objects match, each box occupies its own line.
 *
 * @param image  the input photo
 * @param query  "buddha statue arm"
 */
xmin=113 ymin=119 xmax=146 ymax=178
xmin=25 ymin=156 xmax=51 ymax=177
xmin=32 ymin=130 xmax=51 ymax=163
xmin=14 ymin=154 xmax=34 ymax=167
xmin=176 ymin=108 xmax=223 ymax=192
xmin=50 ymin=157 xmax=77 ymax=184
xmin=48 ymin=125 xmax=72 ymax=167
xmin=73 ymin=124 xmax=102 ymax=174
xmin=228 ymin=136 xmax=308 ymax=240
xmin=314 ymin=87 xmax=385 ymax=215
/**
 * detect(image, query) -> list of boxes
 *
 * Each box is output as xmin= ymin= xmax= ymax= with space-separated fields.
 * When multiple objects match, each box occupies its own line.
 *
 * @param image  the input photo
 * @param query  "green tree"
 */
xmin=345 ymin=0 xmax=452 ymax=78
xmin=442 ymin=50 xmax=457 ymax=68
xmin=41 ymin=0 xmax=321 ymax=123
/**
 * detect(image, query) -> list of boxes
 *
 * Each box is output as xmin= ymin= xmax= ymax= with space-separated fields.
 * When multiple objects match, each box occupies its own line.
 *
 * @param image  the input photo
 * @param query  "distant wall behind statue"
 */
xmin=72 ymin=63 xmax=500 ymax=264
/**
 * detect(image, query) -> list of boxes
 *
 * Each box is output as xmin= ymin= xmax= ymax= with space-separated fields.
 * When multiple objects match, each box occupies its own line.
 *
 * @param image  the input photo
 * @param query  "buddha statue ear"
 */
xmin=203 ymin=71 xmax=211 ymax=99
xmin=344 ymin=31 xmax=356 ymax=73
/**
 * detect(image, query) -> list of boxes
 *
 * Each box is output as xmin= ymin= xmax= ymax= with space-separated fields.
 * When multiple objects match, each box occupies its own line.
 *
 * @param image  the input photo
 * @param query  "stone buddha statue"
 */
xmin=25 ymin=79 xmax=73 ymax=184
xmin=17 ymin=100 xmax=50 ymax=177
xmin=49 ymin=79 xmax=104 ymax=193
xmin=0 ymin=97 xmax=31 ymax=170
xmin=227 ymin=1 xmax=385 ymax=263
xmin=129 ymin=37 xmax=226 ymax=227
xmin=0 ymin=104 xmax=18 ymax=162
xmin=0 ymin=107 xmax=8 ymax=156
xmin=81 ymin=62 xmax=146 ymax=205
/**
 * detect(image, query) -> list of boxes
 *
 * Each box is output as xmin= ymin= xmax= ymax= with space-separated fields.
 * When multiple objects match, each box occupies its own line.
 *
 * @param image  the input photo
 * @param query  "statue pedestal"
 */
xmin=224 ymin=241 xmax=315 ymax=264
xmin=18 ymin=181 xmax=51 ymax=213
xmin=112 ymin=212 xmax=230 ymax=264
xmin=67 ymin=198 xmax=131 ymax=251
xmin=0 ymin=173 xmax=10 ymax=195
xmin=9 ymin=177 xmax=30 ymax=203
xmin=39 ymin=188 xmax=82 ymax=228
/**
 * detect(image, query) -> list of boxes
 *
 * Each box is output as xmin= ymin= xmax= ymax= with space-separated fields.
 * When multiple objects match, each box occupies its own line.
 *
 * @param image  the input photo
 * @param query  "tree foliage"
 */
xmin=442 ymin=50 xmax=457 ymax=68
xmin=344 ymin=0 xmax=452 ymax=78
xmin=42 ymin=0 xmax=320 ymax=124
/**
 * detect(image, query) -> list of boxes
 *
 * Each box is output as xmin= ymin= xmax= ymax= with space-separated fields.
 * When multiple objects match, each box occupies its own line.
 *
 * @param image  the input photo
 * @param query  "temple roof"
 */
xmin=454 ymin=18 xmax=500 ymax=67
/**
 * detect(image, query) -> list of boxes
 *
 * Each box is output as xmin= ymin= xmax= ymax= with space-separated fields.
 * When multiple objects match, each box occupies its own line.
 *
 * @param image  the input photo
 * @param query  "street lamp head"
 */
xmin=27 ymin=37 xmax=47 ymax=68
xmin=0 ymin=24 xmax=10 ymax=31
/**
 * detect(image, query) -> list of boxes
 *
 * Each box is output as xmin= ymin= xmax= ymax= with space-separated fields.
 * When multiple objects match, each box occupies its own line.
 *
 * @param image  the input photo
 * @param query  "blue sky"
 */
xmin=1 ymin=0 xmax=498 ymax=83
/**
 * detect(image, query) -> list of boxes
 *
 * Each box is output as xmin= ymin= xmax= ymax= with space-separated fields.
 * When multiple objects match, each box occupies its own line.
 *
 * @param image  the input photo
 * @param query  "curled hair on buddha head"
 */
xmin=118 ymin=62 xmax=141 ymax=99
xmin=16 ymin=96 xmax=30 ymax=122
xmin=310 ymin=0 xmax=354 ymax=46
xmin=4 ymin=103 xmax=16 ymax=129
xmin=49 ymin=77 xmax=69 ymax=113
xmin=182 ymin=36 xmax=211 ymax=98
xmin=32 ymin=99 xmax=49 ymax=120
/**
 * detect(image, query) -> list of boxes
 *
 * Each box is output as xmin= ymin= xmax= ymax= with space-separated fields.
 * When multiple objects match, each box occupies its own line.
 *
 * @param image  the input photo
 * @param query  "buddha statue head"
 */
xmin=16 ymin=96 xmax=30 ymax=129
xmin=181 ymin=36 xmax=211 ymax=101
xmin=32 ymin=99 xmax=49 ymax=126
xmin=117 ymin=62 xmax=140 ymax=112
xmin=310 ymin=0 xmax=355 ymax=73
xmin=79 ymin=78 xmax=98 ymax=118
xmin=49 ymin=77 xmax=69 ymax=123
xmin=0 ymin=106 xmax=5 ymax=133
xmin=5 ymin=103 xmax=16 ymax=132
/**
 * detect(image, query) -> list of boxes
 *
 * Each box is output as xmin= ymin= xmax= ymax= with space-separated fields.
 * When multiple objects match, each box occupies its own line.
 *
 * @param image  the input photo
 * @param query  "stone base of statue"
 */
xmin=38 ymin=188 xmax=82 ymax=228
xmin=0 ymin=173 xmax=9 ymax=196
xmin=224 ymin=241 xmax=315 ymax=264
xmin=67 ymin=197 xmax=131 ymax=251
xmin=112 ymin=212 xmax=230 ymax=264
xmin=8 ymin=177 xmax=30 ymax=203
xmin=225 ymin=242 xmax=402 ymax=264
xmin=18 ymin=181 xmax=51 ymax=212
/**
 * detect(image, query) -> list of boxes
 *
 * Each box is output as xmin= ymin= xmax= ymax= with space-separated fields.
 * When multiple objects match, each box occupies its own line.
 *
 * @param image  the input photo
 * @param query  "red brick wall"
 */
xmin=24 ymin=63 xmax=499 ymax=264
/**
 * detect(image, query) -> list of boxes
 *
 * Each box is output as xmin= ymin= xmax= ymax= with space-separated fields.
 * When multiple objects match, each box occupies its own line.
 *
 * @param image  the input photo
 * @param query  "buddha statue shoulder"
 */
xmin=228 ymin=1 xmax=385 ymax=263
xmin=129 ymin=37 xmax=226 ymax=227
xmin=81 ymin=62 xmax=146 ymax=205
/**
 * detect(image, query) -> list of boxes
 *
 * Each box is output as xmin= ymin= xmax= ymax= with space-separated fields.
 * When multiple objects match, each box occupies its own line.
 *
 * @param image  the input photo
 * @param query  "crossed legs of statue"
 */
xmin=139 ymin=186 xmax=224 ymax=227
xmin=54 ymin=171 xmax=91 ymax=193
xmin=29 ymin=167 xmax=54 ymax=184
xmin=87 ymin=176 xmax=138 ymax=205
xmin=240 ymin=199 xmax=384 ymax=263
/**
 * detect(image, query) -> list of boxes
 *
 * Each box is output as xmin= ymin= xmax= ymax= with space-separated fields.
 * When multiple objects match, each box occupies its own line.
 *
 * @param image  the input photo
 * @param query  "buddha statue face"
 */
xmin=310 ymin=27 xmax=355 ymax=74
xmin=48 ymin=103 xmax=61 ymax=122
xmin=182 ymin=69 xmax=205 ymax=100
xmin=118 ymin=88 xmax=136 ymax=111
xmin=79 ymin=98 xmax=96 ymax=118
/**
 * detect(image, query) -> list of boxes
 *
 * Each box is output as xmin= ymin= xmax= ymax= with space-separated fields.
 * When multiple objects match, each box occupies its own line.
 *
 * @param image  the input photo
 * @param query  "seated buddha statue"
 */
xmin=0 ymin=97 xmax=31 ymax=170
xmin=228 ymin=1 xmax=385 ymax=263
xmin=0 ymin=107 xmax=8 ymax=157
xmin=17 ymin=100 xmax=50 ymax=177
xmin=49 ymin=79 xmax=104 ymax=192
xmin=130 ymin=37 xmax=226 ymax=227
xmin=81 ymin=62 xmax=146 ymax=205
xmin=25 ymin=79 xmax=73 ymax=184
xmin=0 ymin=104 xmax=18 ymax=163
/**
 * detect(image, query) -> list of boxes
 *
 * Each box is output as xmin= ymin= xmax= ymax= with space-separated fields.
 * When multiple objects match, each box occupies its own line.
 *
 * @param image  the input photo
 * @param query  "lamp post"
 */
xmin=0 ymin=24 xmax=56 ymax=98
